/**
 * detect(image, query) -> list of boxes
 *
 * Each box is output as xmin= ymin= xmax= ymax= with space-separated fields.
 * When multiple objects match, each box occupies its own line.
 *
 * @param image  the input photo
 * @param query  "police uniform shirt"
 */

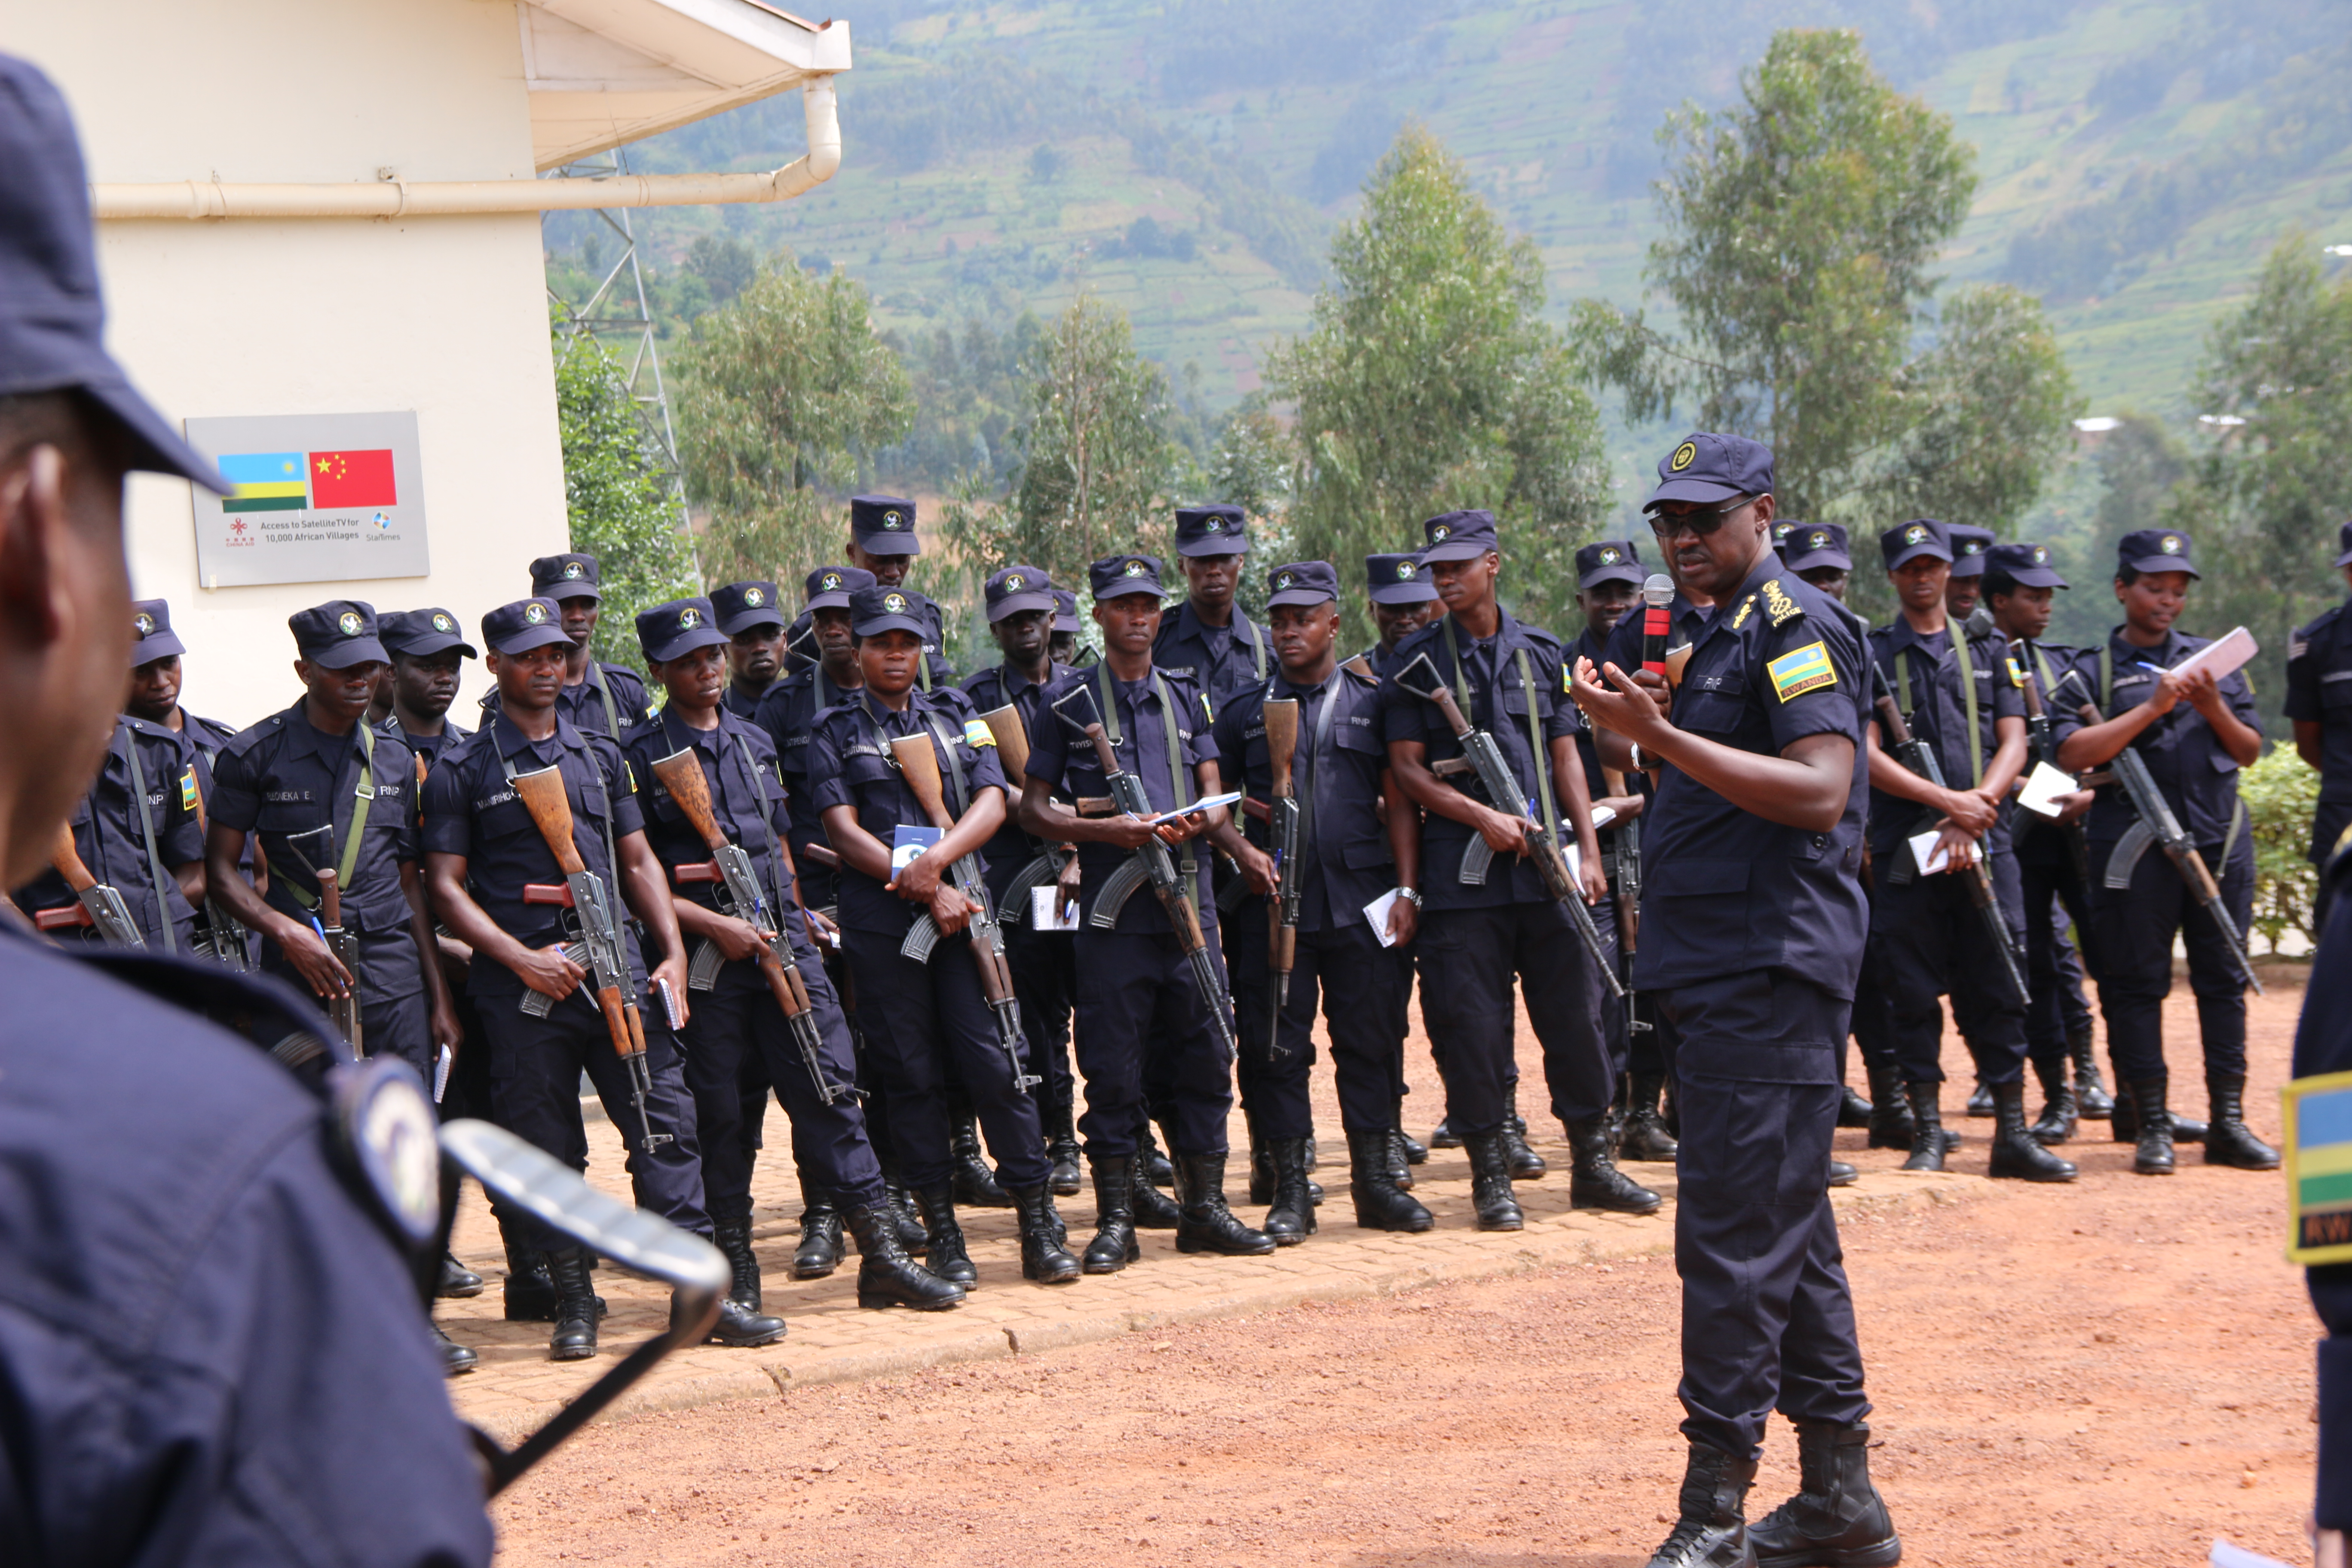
xmin=383 ymin=714 xmax=471 ymax=774
xmin=1212 ymin=664 xmax=1393 ymax=932
xmin=1354 ymin=642 xmax=1411 ymax=683
xmin=2006 ymin=635 xmax=2081 ymax=865
xmin=622 ymin=707 xmax=800 ymax=995
xmin=1634 ymin=561 xmax=1868 ymax=998
xmin=721 ymin=683 xmax=766 ymax=722
xmin=210 ymin=705 xmax=425 ymax=1005
xmin=478 ymin=659 xmax=653 ymax=738
xmin=805 ymin=687 xmax=1007 ymax=937
xmin=0 ymin=928 xmax=493 ymax=1566
xmin=1865 ymin=616 xmax=2024 ymax=858
xmin=962 ymin=658 xmax=1076 ymax=900
xmin=1153 ymin=599 xmax=1270 ymax=719
xmin=1024 ymin=665 xmax=1221 ymax=933
xmin=2049 ymin=627 xmax=2263 ymax=849
xmin=1380 ymin=609 xmax=1579 ymax=911
xmin=13 ymin=715 xmax=203 ymax=946
xmin=2288 ymin=600 xmax=2352 ymax=863
xmin=419 ymin=715 xmax=651 ymax=998
xmin=180 ymin=710 xmax=241 ymax=779
xmin=753 ymin=661 xmax=860 ymax=905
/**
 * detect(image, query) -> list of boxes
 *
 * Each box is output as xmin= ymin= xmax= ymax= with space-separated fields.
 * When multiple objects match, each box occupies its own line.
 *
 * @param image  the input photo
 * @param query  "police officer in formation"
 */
xmin=475 ymin=552 xmax=657 ymax=737
xmin=378 ymin=606 xmax=476 ymax=764
xmin=713 ymin=578 xmax=789 ymax=719
xmin=843 ymin=493 xmax=959 ymax=689
xmin=1358 ymin=551 xmax=1442 ymax=678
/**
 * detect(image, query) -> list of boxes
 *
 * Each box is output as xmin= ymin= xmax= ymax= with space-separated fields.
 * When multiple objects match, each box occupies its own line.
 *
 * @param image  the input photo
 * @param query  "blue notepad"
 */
xmin=891 ymin=824 xmax=941 ymax=873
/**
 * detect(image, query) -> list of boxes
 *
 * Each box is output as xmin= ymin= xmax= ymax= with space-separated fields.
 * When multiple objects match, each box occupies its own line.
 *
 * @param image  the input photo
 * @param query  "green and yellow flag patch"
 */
xmin=964 ymin=719 xmax=996 ymax=748
xmin=179 ymin=768 xmax=198 ymax=812
xmin=1767 ymin=641 xmax=1836 ymax=701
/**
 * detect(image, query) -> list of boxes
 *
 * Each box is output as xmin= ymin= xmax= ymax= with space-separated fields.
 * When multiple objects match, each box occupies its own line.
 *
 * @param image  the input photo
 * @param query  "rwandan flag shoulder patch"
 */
xmin=179 ymin=768 xmax=199 ymax=812
xmin=963 ymin=718 xmax=996 ymax=748
xmin=1767 ymin=641 xmax=1837 ymax=702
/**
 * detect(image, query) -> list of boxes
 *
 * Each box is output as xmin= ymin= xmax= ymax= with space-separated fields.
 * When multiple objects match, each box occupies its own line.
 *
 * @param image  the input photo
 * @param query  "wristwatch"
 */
xmin=1394 ymin=886 xmax=1422 ymax=908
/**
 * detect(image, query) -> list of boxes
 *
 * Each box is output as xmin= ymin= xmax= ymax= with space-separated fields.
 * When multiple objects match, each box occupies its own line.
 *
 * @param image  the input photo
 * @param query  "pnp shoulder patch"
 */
xmin=1762 ymin=579 xmax=1803 ymax=628
xmin=963 ymin=718 xmax=996 ymax=748
xmin=1767 ymin=640 xmax=1837 ymax=702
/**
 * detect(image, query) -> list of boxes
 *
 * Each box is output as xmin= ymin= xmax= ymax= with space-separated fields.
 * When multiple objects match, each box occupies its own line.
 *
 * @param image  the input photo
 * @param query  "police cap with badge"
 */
xmin=1418 ymin=508 xmax=1500 ymax=560
xmin=1267 ymin=559 xmax=1339 ymax=608
xmin=1575 ymin=539 xmax=1645 ymax=589
xmin=1946 ymin=523 xmax=1996 ymax=579
xmin=984 ymin=564 xmax=1057 ymax=622
xmin=530 ymin=552 xmax=603 ymax=600
xmin=850 ymin=495 xmax=921 ymax=557
xmin=710 ymin=581 xmax=785 ymax=635
xmin=1367 ymin=551 xmax=1437 ymax=605
xmin=1173 ymin=504 xmax=1249 ymax=557
xmin=850 ymin=584 xmax=934 ymax=639
xmin=2119 ymin=527 xmax=2200 ymax=578
xmin=635 ymin=597 xmax=731 ymax=664
xmin=482 ymin=597 xmax=577 ymax=656
xmin=1984 ymin=542 xmax=2067 ymax=590
xmin=1642 ymin=432 xmax=1774 ymax=511
xmin=131 ymin=597 xmax=187 ymax=665
xmin=1052 ymin=587 xmax=1082 ymax=633
xmin=1881 ymin=518 xmax=1954 ymax=570
xmin=1090 ymin=553 xmax=1171 ymax=600
xmin=291 ymin=600 xmax=391 ymax=668
xmin=1779 ymin=523 xmax=1853 ymax=574
xmin=805 ymin=564 xmax=876 ymax=610
xmin=380 ymin=606 xmax=478 ymax=660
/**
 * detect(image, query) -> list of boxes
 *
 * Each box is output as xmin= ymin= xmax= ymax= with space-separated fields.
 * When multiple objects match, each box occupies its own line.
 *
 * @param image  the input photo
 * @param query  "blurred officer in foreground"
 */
xmin=0 ymin=52 xmax=491 ymax=1562
xmin=1574 ymin=433 xmax=1897 ymax=1568
xmin=712 ymin=579 xmax=788 ymax=720
xmin=2293 ymin=844 xmax=2352 ymax=1568
xmin=2289 ymin=520 xmax=2352 ymax=932
xmin=477 ymin=552 xmax=655 ymax=737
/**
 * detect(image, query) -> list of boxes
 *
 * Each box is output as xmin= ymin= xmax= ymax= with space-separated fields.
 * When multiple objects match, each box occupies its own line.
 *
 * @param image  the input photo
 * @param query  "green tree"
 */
xmin=1273 ymin=123 xmax=1608 ymax=647
xmin=671 ymin=257 xmax=913 ymax=589
xmin=552 ymin=325 xmax=699 ymax=665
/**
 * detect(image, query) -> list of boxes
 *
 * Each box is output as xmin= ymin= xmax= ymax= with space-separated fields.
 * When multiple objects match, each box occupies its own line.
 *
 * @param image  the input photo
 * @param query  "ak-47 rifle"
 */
xmin=1996 ymin=615 xmax=2092 ymax=890
xmin=888 ymin=729 xmax=1041 ymax=1092
xmin=1262 ymin=698 xmax=1302 ymax=1055
xmin=2054 ymin=668 xmax=2263 ymax=994
xmin=647 ymin=748 xmax=859 ymax=1105
xmin=1601 ymin=765 xmax=1648 ymax=1042
xmin=39 ymin=822 xmax=145 ymax=947
xmin=1867 ymin=661 xmax=2030 ymax=1004
xmin=508 ymin=765 xmax=671 ymax=1154
xmin=1390 ymin=652 xmax=1624 ymax=999
xmin=276 ymin=824 xmax=364 ymax=1054
xmin=1050 ymin=684 xmax=1239 ymax=1056
xmin=971 ymin=702 xmax=1072 ymax=925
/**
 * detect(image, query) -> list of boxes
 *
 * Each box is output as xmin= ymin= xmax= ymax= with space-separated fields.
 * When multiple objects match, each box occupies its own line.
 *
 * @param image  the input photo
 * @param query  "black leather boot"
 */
xmin=502 ymin=1231 xmax=606 ymax=1322
xmin=1248 ymin=1124 xmax=1273 ymax=1206
xmin=1084 ymin=1154 xmax=1142 ymax=1273
xmin=1749 ymin=1419 xmax=1900 ymax=1568
xmin=882 ymin=1179 xmax=930 ymax=1251
xmin=950 ymin=1115 xmax=1011 ymax=1208
xmin=1826 ymin=1161 xmax=1858 ymax=1188
xmin=1837 ymin=1084 xmax=1873 ymax=1129
xmin=1349 ymin=1127 xmax=1434 ymax=1232
xmin=1506 ymin=1096 xmax=1548 ymax=1178
xmin=1009 ymin=1182 xmax=1081 ymax=1283
xmin=437 ymin=1250 xmax=483 ymax=1298
xmin=2128 ymin=1076 xmax=2175 ymax=1175
xmin=1645 ymin=1441 xmax=1758 ymax=1568
xmin=794 ymin=1184 xmax=844 ymax=1280
xmin=2110 ymin=1076 xmax=2206 ymax=1144
xmin=1430 ymin=1115 xmax=1461 ymax=1149
xmin=1863 ymin=1062 xmax=1914 ymax=1150
xmin=1139 ymin=1122 xmax=1175 ymax=1185
xmin=1045 ymin=1099 xmax=1083 ymax=1196
xmin=709 ymin=1293 xmax=787 ymax=1347
xmin=546 ymin=1245 xmax=599 ymax=1361
xmin=913 ymin=1183 xmax=978 ymax=1285
xmin=1620 ymin=1072 xmax=1681 ymax=1162
xmin=712 ymin=1213 xmax=763 ymax=1311
xmin=1569 ymin=1115 xmax=1664 ymax=1213
xmin=1400 ymin=1126 xmax=1428 ymax=1164
xmin=432 ymin=1320 xmax=477 ymax=1376
xmin=1132 ymin=1159 xmax=1183 ymax=1229
xmin=2029 ymin=1054 xmax=2077 ymax=1145
xmin=1173 ymin=1154 xmax=1277 ymax=1255
xmin=1261 ymin=1135 xmax=1317 ymax=1245
xmin=843 ymin=1203 xmax=965 ymax=1311
xmin=1386 ymin=1129 xmax=1418 ymax=1191
xmin=1464 ymin=1129 xmax=1524 ymax=1231
xmin=1988 ymin=1080 xmax=2078 ymax=1182
xmin=2205 ymin=1072 xmax=2280 ymax=1169
xmin=1900 ymin=1081 xmax=1952 ymax=1173
xmin=1964 ymin=1078 xmax=1994 ymax=1118
xmin=2071 ymin=1026 xmax=2114 ymax=1118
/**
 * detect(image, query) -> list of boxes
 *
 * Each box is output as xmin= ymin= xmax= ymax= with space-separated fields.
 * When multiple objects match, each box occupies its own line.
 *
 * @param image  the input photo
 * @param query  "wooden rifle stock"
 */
xmin=510 ymin=766 xmax=641 ymax=1062
xmin=977 ymin=703 xmax=1030 ymax=781
xmin=646 ymin=750 xmax=817 ymax=1022
xmin=886 ymin=731 xmax=1016 ymax=1009
xmin=1262 ymin=698 xmax=1301 ymax=1018
xmin=51 ymin=823 xmax=96 ymax=890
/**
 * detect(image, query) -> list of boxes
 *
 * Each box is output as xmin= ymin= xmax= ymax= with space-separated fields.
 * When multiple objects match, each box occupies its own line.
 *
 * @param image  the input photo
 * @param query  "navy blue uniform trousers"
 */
xmin=1075 ymin=927 xmax=1235 ymax=1159
xmin=1661 ymin=968 xmax=1869 ymax=1459
xmin=1866 ymin=849 xmax=2030 ymax=1085
xmin=2088 ymin=833 xmax=2254 ymax=1082
xmin=1229 ymin=893 xmax=1412 ymax=1137
xmin=2020 ymin=854 xmax=2098 ymax=1069
xmin=1416 ymin=900 xmax=1611 ymax=1134
xmin=480 ymin=985 xmax=707 ymax=1248
xmin=1005 ymin=915 xmax=1079 ymax=1122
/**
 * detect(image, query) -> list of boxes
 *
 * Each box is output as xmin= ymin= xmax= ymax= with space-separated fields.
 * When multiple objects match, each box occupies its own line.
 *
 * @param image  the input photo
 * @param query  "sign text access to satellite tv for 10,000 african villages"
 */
xmin=186 ymin=410 xmax=428 ymax=588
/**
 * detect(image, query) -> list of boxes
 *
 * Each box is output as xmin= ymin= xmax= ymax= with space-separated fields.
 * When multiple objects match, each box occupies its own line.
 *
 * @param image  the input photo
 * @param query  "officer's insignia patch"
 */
xmin=882 ymin=510 xmax=905 ymax=530
xmin=134 ymin=611 xmax=156 ymax=636
xmin=337 ymin=610 xmax=363 ymax=637
xmin=524 ymin=603 xmax=549 ymax=625
xmin=744 ymin=587 xmax=765 ymax=607
xmin=563 ymin=560 xmax=585 ymax=579
xmin=336 ymin=1062 xmax=442 ymax=1247
xmin=1809 ymin=530 xmax=1828 ymax=550
xmin=1004 ymin=573 xmax=1024 ymax=591
xmin=883 ymin=592 xmax=908 ymax=613
xmin=1123 ymin=560 xmax=1147 ymax=577
xmin=1599 ymin=547 xmax=1620 ymax=565
xmin=1670 ymin=441 xmax=1697 ymax=472
xmin=678 ymin=607 xmax=701 ymax=629
xmin=1773 ymin=522 xmax=1794 ymax=540
xmin=2032 ymin=547 xmax=2049 ymax=564
xmin=2161 ymin=534 xmax=2182 ymax=554
xmin=1396 ymin=560 xmax=1417 ymax=580
xmin=964 ymin=719 xmax=995 ymax=748
xmin=1276 ymin=572 xmax=1295 ymax=589
xmin=2293 ymin=637 xmax=2311 ymax=660
xmin=1768 ymin=642 xmax=1837 ymax=701
xmin=1205 ymin=516 xmax=1223 ymax=533
xmin=432 ymin=612 xmax=454 ymax=632
xmin=1431 ymin=524 xmax=1451 ymax=542
xmin=1903 ymin=524 xmax=1927 ymax=546
xmin=1762 ymin=579 xmax=1802 ymax=627
xmin=821 ymin=572 xmax=842 ymax=591
xmin=179 ymin=768 xmax=198 ymax=812
xmin=1962 ymin=540 xmax=1983 ymax=555
xmin=1732 ymin=594 xmax=1757 ymax=630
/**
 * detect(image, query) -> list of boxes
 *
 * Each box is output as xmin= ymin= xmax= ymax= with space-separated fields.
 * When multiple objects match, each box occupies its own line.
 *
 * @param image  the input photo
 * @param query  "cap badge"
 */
xmin=1773 ymin=522 xmax=1794 ymax=540
xmin=1431 ymin=524 xmax=1452 ymax=542
xmin=820 ymin=572 xmax=842 ymax=591
xmin=1396 ymin=561 xmax=1417 ymax=580
xmin=432 ymin=612 xmax=454 ymax=632
xmin=1004 ymin=573 xmax=1025 ymax=591
xmin=1903 ymin=524 xmax=1926 ymax=545
xmin=1810 ymin=530 xmax=1828 ymax=549
xmin=743 ymin=587 xmax=765 ymax=607
xmin=134 ymin=612 xmax=156 ymax=636
xmin=883 ymin=592 xmax=908 ymax=612
xmin=1963 ymin=540 xmax=1983 ymax=555
xmin=2160 ymin=534 xmax=2181 ymax=554
xmin=1276 ymin=572 xmax=1295 ymax=589
xmin=1204 ymin=516 xmax=1223 ymax=532
xmin=1598 ymin=547 xmax=1620 ymax=565
xmin=678 ymin=607 xmax=701 ymax=629
xmin=882 ymin=510 xmax=904 ymax=530
xmin=2032 ymin=547 xmax=2048 ymax=564
xmin=1123 ymin=560 xmax=1147 ymax=577
xmin=1670 ymin=441 xmax=1697 ymax=472
xmin=524 ymin=603 xmax=549 ymax=625
xmin=562 ymin=560 xmax=585 ymax=580
xmin=337 ymin=610 xmax=363 ymax=637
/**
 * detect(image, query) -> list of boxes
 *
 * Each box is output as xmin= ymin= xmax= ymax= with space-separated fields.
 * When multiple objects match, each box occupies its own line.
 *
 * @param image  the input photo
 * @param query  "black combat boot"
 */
xmin=1248 ymin=1123 xmax=1274 ymax=1206
xmin=1506 ymin=1096 xmax=1548 ymax=1178
xmin=2029 ymin=1054 xmax=2077 ymax=1145
xmin=1837 ymin=1084 xmax=1873 ymax=1129
xmin=1386 ymin=1129 xmax=1418 ymax=1191
xmin=1399 ymin=1125 xmax=1428 ymax=1164
xmin=1568 ymin=1115 xmax=1664 ymax=1213
xmin=1964 ymin=1078 xmax=1994 ymax=1118
xmin=843 ymin=1203 xmax=965 ymax=1311
xmin=1045 ymin=1099 xmax=1083 ymax=1196
xmin=913 ymin=1183 xmax=978 ymax=1285
xmin=1863 ymin=1063 xmax=1914 ymax=1151
xmin=1988 ymin=1081 xmax=2079 ymax=1182
xmin=1430 ymin=1115 xmax=1461 ymax=1149
xmin=1645 ymin=1441 xmax=1758 ymax=1568
xmin=2070 ymin=1026 xmax=2114 ymax=1118
xmin=546 ymin=1245 xmax=599 ymax=1361
xmin=712 ymin=1213 xmax=763 ymax=1311
xmin=1900 ymin=1081 xmax=1951 ymax=1173
xmin=1261 ymin=1135 xmax=1317 ymax=1245
xmin=794 ymin=1181 xmax=844 ymax=1280
xmin=432 ymin=1320 xmax=477 ymax=1376
xmin=1349 ymin=1127 xmax=1434 ymax=1232
xmin=1139 ymin=1122 xmax=1175 ymax=1185
xmin=1826 ymin=1161 xmax=1858 ymax=1188
xmin=1008 ymin=1183 xmax=1081 ymax=1283
xmin=437 ymin=1250 xmax=483 ymax=1298
xmin=1621 ymin=1072 xmax=1681 ymax=1162
xmin=2205 ymin=1072 xmax=2280 ymax=1170
xmin=1084 ymin=1154 xmax=1142 ymax=1273
xmin=879 ymin=1163 xmax=931 ymax=1251
xmin=1463 ymin=1129 xmax=1524 ymax=1231
xmin=709 ymin=1293 xmax=787 ymax=1348
xmin=2128 ymin=1076 xmax=2175 ymax=1175
xmin=950 ymin=1115 xmax=1011 ymax=1208
xmin=1173 ymin=1154 xmax=1277 ymax=1256
xmin=502 ymin=1230 xmax=606 ymax=1322
xmin=1748 ymin=1420 xmax=1901 ymax=1568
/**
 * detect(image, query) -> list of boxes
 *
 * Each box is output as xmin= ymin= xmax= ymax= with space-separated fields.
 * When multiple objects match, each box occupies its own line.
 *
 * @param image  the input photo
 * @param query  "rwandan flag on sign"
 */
xmin=218 ymin=451 xmax=309 ymax=513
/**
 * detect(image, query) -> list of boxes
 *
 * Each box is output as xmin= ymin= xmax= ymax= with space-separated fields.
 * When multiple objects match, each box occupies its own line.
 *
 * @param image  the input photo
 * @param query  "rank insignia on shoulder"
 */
xmin=1762 ymin=579 xmax=1802 ymax=628
xmin=963 ymin=718 xmax=995 ymax=748
xmin=2292 ymin=637 xmax=2309 ymax=660
xmin=1732 ymin=595 xmax=1758 ymax=631
xmin=623 ymin=761 xmax=637 ymax=794
xmin=1767 ymin=641 xmax=1837 ymax=702
xmin=179 ymin=769 xmax=198 ymax=812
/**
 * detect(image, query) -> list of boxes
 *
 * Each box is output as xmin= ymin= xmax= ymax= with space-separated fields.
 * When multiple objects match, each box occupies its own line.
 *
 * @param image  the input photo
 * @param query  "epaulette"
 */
xmin=220 ymin=712 xmax=284 ymax=759
xmin=1760 ymin=578 xmax=1805 ymax=628
xmin=1341 ymin=656 xmax=1378 ymax=684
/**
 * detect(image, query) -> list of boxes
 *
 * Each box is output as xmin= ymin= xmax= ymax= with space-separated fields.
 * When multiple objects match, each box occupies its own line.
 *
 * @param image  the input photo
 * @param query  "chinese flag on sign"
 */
xmin=307 ymin=449 xmax=397 ymax=509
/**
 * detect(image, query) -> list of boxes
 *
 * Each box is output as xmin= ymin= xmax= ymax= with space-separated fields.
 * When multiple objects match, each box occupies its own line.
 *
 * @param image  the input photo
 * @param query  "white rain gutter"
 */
xmin=90 ymin=76 xmax=839 ymax=220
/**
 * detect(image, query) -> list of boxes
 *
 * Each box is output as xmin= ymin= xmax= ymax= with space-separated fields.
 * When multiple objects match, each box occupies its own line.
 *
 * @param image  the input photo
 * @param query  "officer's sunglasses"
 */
xmin=1648 ymin=494 xmax=1763 ymax=539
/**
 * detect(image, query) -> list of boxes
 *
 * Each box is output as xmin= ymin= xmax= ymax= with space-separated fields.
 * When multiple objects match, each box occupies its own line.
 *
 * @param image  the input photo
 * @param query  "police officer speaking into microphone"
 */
xmin=1572 ymin=433 xmax=1899 ymax=1568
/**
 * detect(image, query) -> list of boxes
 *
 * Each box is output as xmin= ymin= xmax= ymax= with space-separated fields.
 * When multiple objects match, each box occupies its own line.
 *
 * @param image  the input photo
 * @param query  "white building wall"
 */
xmin=4 ymin=0 xmax=570 ymax=725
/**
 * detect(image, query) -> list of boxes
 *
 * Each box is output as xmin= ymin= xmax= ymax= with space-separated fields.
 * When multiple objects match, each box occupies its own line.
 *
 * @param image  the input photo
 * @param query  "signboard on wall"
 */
xmin=185 ymin=411 xmax=429 ymax=588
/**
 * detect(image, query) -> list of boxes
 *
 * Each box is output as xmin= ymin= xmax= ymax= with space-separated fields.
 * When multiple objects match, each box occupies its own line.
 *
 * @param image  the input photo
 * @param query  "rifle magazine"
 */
xmin=1091 ymin=858 xmax=1151 ymax=928
xmin=1460 ymin=837 xmax=1495 ymax=886
xmin=687 ymin=938 xmax=725 ymax=992
xmin=900 ymin=915 xmax=943 ymax=962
